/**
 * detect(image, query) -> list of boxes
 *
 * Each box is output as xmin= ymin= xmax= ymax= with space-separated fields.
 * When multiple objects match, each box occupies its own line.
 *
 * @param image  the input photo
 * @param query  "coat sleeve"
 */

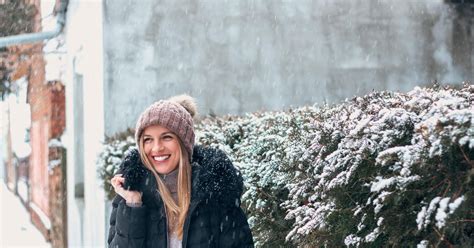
xmin=108 ymin=195 xmax=149 ymax=248
xmin=218 ymin=205 xmax=254 ymax=248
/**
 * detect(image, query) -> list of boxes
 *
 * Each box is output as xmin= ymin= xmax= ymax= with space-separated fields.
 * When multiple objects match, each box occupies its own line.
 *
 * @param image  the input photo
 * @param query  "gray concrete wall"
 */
xmin=103 ymin=0 xmax=473 ymax=136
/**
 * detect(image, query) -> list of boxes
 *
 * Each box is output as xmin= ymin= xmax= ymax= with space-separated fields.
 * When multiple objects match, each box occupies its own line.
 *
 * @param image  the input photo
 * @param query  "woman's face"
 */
xmin=142 ymin=125 xmax=181 ymax=175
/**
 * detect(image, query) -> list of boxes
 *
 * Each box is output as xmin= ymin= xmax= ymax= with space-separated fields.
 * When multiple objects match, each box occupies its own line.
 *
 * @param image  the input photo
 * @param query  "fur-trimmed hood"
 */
xmin=117 ymin=145 xmax=244 ymax=208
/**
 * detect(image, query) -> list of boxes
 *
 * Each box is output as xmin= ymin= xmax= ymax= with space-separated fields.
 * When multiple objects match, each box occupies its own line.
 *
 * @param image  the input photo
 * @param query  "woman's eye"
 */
xmin=143 ymin=138 xmax=152 ymax=143
xmin=163 ymin=135 xmax=173 ymax=140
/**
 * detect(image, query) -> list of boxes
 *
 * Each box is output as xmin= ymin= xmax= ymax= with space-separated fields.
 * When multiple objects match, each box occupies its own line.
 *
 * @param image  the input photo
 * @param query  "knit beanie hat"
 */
xmin=135 ymin=94 xmax=197 ymax=157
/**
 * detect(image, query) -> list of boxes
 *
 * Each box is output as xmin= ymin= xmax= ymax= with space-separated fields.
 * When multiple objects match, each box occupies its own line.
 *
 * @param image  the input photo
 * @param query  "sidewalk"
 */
xmin=0 ymin=181 xmax=51 ymax=248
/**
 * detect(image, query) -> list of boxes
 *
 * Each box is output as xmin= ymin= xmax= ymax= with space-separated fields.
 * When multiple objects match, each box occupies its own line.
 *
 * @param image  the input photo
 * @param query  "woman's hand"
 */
xmin=111 ymin=174 xmax=143 ymax=204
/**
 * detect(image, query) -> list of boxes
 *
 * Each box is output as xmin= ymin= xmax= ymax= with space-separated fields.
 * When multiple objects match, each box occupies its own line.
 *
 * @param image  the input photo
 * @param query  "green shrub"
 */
xmin=98 ymin=85 xmax=473 ymax=247
xmin=97 ymin=128 xmax=136 ymax=200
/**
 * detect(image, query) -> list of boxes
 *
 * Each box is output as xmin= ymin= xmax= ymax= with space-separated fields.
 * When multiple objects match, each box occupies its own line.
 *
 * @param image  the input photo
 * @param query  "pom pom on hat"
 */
xmin=168 ymin=94 xmax=197 ymax=118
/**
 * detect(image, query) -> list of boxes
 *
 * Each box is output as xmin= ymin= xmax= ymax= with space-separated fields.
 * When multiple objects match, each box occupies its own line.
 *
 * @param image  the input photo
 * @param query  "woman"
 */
xmin=108 ymin=95 xmax=254 ymax=248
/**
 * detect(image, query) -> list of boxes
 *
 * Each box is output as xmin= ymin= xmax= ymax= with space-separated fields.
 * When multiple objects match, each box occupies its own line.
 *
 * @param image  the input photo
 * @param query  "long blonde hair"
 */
xmin=139 ymin=136 xmax=192 ymax=239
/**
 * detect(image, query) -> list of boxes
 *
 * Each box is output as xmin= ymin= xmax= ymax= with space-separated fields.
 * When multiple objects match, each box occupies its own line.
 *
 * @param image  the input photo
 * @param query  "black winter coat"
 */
xmin=108 ymin=145 xmax=254 ymax=248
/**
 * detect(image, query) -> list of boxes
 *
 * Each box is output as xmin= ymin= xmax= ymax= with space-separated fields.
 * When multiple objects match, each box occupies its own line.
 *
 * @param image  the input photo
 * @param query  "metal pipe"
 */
xmin=0 ymin=0 xmax=68 ymax=48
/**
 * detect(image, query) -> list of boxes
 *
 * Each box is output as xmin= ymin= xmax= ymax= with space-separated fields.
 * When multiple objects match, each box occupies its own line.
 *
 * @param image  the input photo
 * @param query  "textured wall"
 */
xmin=103 ymin=0 xmax=473 ymax=136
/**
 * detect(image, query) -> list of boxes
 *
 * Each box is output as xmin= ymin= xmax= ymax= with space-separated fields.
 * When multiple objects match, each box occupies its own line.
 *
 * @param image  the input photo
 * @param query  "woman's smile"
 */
xmin=142 ymin=125 xmax=181 ymax=175
xmin=152 ymin=155 xmax=171 ymax=162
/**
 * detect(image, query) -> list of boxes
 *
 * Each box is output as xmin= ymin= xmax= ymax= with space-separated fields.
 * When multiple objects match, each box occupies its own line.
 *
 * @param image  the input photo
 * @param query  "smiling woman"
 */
xmin=142 ymin=126 xmax=181 ymax=175
xmin=108 ymin=94 xmax=254 ymax=248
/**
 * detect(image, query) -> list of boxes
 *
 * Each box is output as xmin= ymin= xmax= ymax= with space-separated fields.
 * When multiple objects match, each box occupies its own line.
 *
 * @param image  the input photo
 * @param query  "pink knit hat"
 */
xmin=135 ymin=94 xmax=197 ymax=157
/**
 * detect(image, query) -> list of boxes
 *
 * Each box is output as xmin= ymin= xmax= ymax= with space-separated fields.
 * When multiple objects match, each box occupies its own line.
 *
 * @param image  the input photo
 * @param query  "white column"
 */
xmin=81 ymin=0 xmax=106 ymax=245
xmin=65 ymin=0 xmax=106 ymax=246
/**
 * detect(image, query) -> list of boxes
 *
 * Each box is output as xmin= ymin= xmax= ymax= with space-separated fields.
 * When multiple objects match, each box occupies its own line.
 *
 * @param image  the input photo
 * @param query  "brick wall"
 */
xmin=49 ymin=81 xmax=65 ymax=138
xmin=2 ymin=0 xmax=67 ymax=246
xmin=17 ymin=1 xmax=67 ymax=246
xmin=27 ymin=61 xmax=67 ymax=247
xmin=48 ymin=146 xmax=67 ymax=248
xmin=28 ymin=50 xmax=52 ymax=241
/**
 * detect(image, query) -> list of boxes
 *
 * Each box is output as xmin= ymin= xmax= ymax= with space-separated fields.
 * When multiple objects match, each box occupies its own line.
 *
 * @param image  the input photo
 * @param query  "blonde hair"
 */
xmin=139 ymin=135 xmax=192 ymax=239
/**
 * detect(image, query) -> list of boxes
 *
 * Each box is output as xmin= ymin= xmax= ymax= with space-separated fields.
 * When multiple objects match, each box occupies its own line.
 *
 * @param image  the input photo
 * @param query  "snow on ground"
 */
xmin=0 ymin=181 xmax=51 ymax=248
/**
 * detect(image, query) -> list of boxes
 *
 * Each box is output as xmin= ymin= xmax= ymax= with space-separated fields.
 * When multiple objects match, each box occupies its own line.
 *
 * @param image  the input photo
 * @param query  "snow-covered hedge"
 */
xmin=98 ymin=85 xmax=473 ymax=247
xmin=98 ymin=129 xmax=136 ymax=200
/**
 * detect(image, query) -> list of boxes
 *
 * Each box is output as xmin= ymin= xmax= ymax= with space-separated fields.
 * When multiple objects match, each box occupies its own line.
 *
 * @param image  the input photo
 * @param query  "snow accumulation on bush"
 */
xmin=98 ymin=130 xmax=136 ymax=200
xmin=99 ymin=85 xmax=473 ymax=247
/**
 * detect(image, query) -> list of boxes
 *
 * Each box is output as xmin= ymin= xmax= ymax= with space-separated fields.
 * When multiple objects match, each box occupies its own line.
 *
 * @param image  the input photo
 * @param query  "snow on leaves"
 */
xmin=97 ymin=131 xmax=136 ymax=200
xmin=201 ymin=85 xmax=472 ymax=247
xmin=416 ymin=195 xmax=466 ymax=231
xmin=99 ymin=85 xmax=473 ymax=247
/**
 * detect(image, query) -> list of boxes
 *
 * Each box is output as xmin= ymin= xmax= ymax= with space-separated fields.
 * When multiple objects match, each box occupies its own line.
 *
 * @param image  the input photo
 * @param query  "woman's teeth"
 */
xmin=153 ymin=155 xmax=170 ymax=162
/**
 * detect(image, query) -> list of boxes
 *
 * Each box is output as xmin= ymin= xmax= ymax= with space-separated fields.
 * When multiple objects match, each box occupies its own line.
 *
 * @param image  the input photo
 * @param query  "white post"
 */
xmin=65 ymin=0 xmax=106 ymax=246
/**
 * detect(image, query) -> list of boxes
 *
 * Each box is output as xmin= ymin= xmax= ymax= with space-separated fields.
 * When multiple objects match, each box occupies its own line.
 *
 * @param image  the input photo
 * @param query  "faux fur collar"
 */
xmin=118 ymin=145 xmax=243 ymax=207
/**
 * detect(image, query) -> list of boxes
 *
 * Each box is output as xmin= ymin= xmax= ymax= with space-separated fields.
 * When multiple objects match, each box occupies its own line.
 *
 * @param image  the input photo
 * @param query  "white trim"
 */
xmin=29 ymin=202 xmax=52 ymax=230
xmin=17 ymin=179 xmax=28 ymax=203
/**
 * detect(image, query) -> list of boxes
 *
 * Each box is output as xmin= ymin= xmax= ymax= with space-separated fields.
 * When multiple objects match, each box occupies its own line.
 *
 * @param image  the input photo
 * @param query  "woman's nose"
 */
xmin=152 ymin=141 xmax=164 ymax=152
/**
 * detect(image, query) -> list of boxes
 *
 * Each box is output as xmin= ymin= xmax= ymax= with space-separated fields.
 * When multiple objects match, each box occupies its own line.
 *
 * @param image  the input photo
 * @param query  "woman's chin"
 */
xmin=153 ymin=163 xmax=171 ymax=174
